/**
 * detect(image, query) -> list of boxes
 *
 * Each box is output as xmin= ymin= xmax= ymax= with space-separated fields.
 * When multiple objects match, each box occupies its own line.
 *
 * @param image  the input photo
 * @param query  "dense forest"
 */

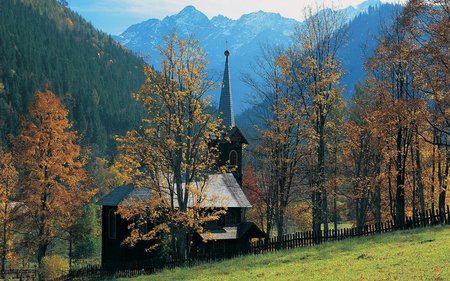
xmin=0 ymin=0 xmax=145 ymax=155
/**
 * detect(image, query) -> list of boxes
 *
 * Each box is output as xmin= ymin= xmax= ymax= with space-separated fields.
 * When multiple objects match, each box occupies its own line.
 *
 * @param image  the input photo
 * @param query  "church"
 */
xmin=97 ymin=50 xmax=264 ymax=268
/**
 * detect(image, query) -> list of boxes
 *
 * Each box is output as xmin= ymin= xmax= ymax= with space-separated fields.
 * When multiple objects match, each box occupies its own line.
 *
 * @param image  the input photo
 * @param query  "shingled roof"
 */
xmin=97 ymin=173 xmax=251 ymax=208
xmin=197 ymin=222 xmax=265 ymax=240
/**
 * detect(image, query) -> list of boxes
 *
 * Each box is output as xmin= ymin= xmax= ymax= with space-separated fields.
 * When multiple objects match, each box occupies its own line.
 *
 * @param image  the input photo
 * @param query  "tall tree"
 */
xmin=14 ymin=90 xmax=91 ymax=266
xmin=244 ymin=45 xmax=307 ymax=237
xmin=343 ymin=82 xmax=384 ymax=227
xmin=291 ymin=7 xmax=347 ymax=232
xmin=0 ymin=148 xmax=20 ymax=273
xmin=367 ymin=6 xmax=429 ymax=225
xmin=402 ymin=0 xmax=450 ymax=210
xmin=115 ymin=33 xmax=224 ymax=259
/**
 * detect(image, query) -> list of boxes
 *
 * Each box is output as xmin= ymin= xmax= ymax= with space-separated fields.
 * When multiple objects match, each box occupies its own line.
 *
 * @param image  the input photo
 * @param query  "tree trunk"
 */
xmin=333 ymin=186 xmax=338 ymax=233
xmin=37 ymin=243 xmax=48 ymax=267
xmin=1 ymin=203 xmax=8 ymax=275
xmin=312 ymin=191 xmax=322 ymax=233
xmin=395 ymin=127 xmax=405 ymax=226
xmin=437 ymin=142 xmax=443 ymax=211
xmin=387 ymin=160 xmax=395 ymax=220
xmin=333 ymin=140 xmax=338 ymax=232
xmin=69 ymin=239 xmax=73 ymax=270
xmin=316 ymin=114 xmax=327 ymax=232
xmin=431 ymin=131 xmax=436 ymax=210
xmin=411 ymin=145 xmax=417 ymax=216
xmin=414 ymin=136 xmax=425 ymax=214
xmin=276 ymin=207 xmax=285 ymax=238
xmin=439 ymin=146 xmax=449 ymax=211
xmin=374 ymin=183 xmax=382 ymax=224
xmin=175 ymin=229 xmax=188 ymax=261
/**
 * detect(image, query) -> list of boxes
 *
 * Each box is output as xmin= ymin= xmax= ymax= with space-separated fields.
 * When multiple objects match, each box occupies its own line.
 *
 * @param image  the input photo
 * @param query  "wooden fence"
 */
xmin=250 ymin=205 xmax=450 ymax=254
xmin=51 ymin=205 xmax=450 ymax=280
xmin=52 ymin=264 xmax=154 ymax=281
xmin=1 ymin=268 xmax=38 ymax=280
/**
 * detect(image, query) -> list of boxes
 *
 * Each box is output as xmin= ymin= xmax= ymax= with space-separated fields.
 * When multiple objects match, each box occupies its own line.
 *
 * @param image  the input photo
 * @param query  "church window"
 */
xmin=229 ymin=150 xmax=238 ymax=166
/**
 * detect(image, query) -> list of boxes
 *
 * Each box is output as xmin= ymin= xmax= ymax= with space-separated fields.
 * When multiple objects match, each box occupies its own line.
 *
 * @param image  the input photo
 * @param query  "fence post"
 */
xmin=431 ymin=209 xmax=436 ymax=224
xmin=445 ymin=205 xmax=450 ymax=224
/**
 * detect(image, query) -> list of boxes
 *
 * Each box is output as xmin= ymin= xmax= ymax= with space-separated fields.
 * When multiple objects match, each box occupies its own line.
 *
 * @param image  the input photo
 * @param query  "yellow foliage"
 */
xmin=115 ymin=32 xmax=226 ymax=253
xmin=40 ymin=255 xmax=69 ymax=280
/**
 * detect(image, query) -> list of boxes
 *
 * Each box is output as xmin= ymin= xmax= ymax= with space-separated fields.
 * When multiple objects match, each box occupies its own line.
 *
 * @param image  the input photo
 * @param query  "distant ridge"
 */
xmin=114 ymin=0 xmax=399 ymax=114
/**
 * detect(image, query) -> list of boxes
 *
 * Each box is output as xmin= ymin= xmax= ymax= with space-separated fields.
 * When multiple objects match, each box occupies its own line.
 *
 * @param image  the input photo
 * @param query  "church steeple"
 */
xmin=219 ymin=50 xmax=235 ymax=128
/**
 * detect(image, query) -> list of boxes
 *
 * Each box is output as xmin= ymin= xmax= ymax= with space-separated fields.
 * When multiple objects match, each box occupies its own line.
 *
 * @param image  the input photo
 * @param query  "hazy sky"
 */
xmin=69 ymin=0 xmax=404 ymax=35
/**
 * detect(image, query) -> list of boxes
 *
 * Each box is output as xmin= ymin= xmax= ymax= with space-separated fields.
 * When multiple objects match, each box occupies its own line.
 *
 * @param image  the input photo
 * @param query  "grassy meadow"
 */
xmin=117 ymin=225 xmax=450 ymax=281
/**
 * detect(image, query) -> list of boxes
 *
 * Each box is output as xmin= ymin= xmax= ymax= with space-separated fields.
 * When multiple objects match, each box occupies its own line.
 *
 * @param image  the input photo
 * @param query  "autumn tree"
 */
xmin=290 ymin=6 xmax=347 ymax=232
xmin=90 ymin=157 xmax=124 ymax=198
xmin=367 ymin=5 xmax=433 ymax=225
xmin=241 ymin=165 xmax=266 ymax=232
xmin=342 ymin=82 xmax=385 ymax=227
xmin=14 ymin=90 xmax=92 ymax=266
xmin=115 ymin=33 xmax=225 ymax=259
xmin=401 ymin=0 xmax=450 ymax=210
xmin=0 ymin=148 xmax=20 ymax=273
xmin=243 ymin=45 xmax=308 ymax=237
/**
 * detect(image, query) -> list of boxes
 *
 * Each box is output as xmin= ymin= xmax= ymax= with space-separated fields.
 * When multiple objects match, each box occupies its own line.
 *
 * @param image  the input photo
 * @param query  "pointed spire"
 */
xmin=219 ymin=50 xmax=235 ymax=128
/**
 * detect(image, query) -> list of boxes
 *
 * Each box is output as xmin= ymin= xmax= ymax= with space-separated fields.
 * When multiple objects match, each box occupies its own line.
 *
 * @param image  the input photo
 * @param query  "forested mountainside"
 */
xmin=0 ymin=0 xmax=145 ymax=155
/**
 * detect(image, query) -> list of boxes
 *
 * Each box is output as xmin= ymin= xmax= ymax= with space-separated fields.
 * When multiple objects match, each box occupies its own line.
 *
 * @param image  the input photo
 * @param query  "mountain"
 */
xmin=114 ymin=6 xmax=298 ymax=113
xmin=114 ymin=0 xmax=398 ymax=113
xmin=235 ymin=3 xmax=401 ymax=143
xmin=0 ymin=0 xmax=145 ymax=155
xmin=338 ymin=4 xmax=400 ymax=98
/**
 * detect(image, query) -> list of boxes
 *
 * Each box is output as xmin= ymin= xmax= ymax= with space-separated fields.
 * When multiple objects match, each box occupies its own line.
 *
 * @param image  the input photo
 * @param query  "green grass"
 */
xmin=118 ymin=225 xmax=450 ymax=281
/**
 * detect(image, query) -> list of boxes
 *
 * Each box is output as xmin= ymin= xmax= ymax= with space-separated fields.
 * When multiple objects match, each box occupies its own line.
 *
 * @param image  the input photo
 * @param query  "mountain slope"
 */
xmin=0 ymin=0 xmax=145 ymax=154
xmin=114 ymin=0 xmax=398 ymax=113
xmin=339 ymin=4 xmax=400 ymax=98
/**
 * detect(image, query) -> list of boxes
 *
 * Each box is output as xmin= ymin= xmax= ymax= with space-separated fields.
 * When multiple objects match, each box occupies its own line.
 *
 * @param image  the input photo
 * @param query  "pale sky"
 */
xmin=69 ymin=0 xmax=404 ymax=35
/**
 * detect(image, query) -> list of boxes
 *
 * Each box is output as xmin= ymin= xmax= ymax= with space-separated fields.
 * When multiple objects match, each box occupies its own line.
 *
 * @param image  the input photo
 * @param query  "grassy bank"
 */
xmin=118 ymin=225 xmax=450 ymax=281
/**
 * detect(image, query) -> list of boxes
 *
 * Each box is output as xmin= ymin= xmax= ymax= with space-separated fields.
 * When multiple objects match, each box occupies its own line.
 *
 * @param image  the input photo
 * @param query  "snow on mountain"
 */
xmin=114 ymin=0 xmax=396 ymax=113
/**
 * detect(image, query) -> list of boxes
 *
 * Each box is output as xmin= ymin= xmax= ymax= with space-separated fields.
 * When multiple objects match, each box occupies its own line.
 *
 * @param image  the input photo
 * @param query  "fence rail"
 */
xmin=250 ymin=205 xmax=450 ymax=254
xmin=1 ymin=268 xmax=38 ymax=280
xmin=36 ymin=205 xmax=450 ymax=280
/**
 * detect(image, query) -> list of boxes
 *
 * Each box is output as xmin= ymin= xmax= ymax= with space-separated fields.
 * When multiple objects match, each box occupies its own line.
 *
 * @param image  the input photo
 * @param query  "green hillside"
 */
xmin=0 ymin=0 xmax=145 ymax=154
xmin=120 ymin=226 xmax=450 ymax=281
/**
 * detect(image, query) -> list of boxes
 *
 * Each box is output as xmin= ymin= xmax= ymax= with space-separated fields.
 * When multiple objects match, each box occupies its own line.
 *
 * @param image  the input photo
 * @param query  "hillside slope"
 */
xmin=122 ymin=225 xmax=450 ymax=281
xmin=0 ymin=0 xmax=145 ymax=154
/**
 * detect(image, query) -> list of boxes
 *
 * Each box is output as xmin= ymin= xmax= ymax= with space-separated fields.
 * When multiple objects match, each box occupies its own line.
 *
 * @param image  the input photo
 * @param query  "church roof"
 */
xmin=97 ymin=173 xmax=251 ymax=208
xmin=218 ymin=50 xmax=235 ymax=128
xmin=225 ymin=126 xmax=249 ymax=145
xmin=197 ymin=222 xmax=265 ymax=240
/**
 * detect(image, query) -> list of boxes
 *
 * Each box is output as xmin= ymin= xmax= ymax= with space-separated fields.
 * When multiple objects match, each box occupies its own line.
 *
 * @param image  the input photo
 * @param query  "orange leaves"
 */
xmin=13 ymin=90 xmax=92 ymax=259
xmin=65 ymin=18 xmax=73 ymax=30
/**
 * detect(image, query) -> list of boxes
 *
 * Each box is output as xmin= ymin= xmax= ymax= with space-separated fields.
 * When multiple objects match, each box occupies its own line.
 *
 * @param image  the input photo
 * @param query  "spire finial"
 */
xmin=219 ymin=47 xmax=235 ymax=128
xmin=225 ymin=41 xmax=230 ymax=57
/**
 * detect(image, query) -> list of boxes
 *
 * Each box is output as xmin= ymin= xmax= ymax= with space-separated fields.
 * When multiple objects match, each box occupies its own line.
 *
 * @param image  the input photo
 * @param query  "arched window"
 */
xmin=229 ymin=150 xmax=238 ymax=166
xmin=108 ymin=209 xmax=117 ymax=239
